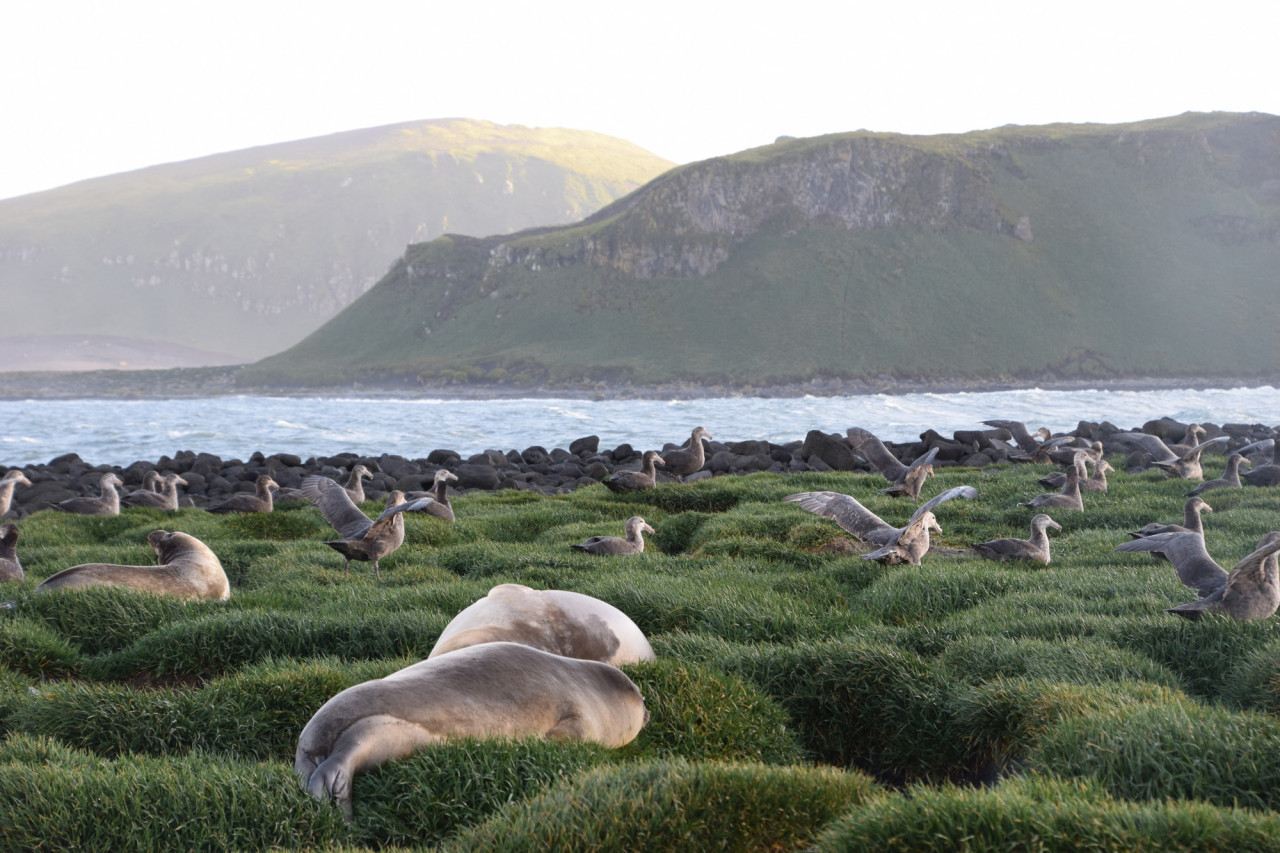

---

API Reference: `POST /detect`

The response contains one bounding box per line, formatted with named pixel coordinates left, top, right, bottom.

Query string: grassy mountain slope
left=241, top=112, right=1280, bottom=389
left=0, top=120, right=674, bottom=365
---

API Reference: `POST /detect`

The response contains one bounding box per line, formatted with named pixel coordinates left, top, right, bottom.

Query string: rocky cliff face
left=486, top=135, right=1016, bottom=279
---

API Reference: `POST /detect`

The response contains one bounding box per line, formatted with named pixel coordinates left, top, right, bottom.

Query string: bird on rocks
left=661, top=427, right=712, bottom=481
left=971, top=514, right=1062, bottom=564
left=572, top=516, right=655, bottom=555
left=846, top=427, right=939, bottom=499
left=784, top=485, right=978, bottom=565
left=403, top=468, right=460, bottom=522
left=121, top=472, right=188, bottom=511
left=48, top=472, right=124, bottom=516
left=0, top=470, right=32, bottom=516
left=206, top=475, right=279, bottom=514
left=604, top=451, right=665, bottom=493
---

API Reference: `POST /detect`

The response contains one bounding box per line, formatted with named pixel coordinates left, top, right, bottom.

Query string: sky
left=2, top=0, right=1276, bottom=201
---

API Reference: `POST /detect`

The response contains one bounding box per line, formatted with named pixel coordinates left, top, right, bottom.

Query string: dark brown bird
left=206, top=475, right=279, bottom=514
left=572, top=516, right=655, bottom=555
left=1038, top=458, right=1113, bottom=493
left=661, top=427, right=712, bottom=481
left=971, top=514, right=1062, bottom=564
left=48, top=472, right=124, bottom=516
left=302, top=477, right=430, bottom=578
left=402, top=468, right=460, bottom=522
left=0, top=523, right=22, bottom=582
left=1020, top=456, right=1084, bottom=511
left=604, top=451, right=665, bottom=493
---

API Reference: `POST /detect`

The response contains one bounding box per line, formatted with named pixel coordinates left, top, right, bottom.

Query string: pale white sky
left=2, top=0, right=1275, bottom=201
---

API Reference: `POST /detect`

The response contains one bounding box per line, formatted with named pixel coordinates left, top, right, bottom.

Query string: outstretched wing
left=783, top=491, right=893, bottom=541
left=301, top=476, right=372, bottom=539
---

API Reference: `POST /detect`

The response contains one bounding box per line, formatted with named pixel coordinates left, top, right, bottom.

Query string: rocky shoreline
left=0, top=366, right=1275, bottom=401
left=5, top=414, right=1276, bottom=518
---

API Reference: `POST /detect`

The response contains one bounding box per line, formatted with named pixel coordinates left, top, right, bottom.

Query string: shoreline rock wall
left=5, top=416, right=1277, bottom=517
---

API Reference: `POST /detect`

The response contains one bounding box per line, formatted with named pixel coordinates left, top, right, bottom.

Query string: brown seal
left=35, top=530, right=229, bottom=600
left=295, top=642, right=647, bottom=818
left=428, top=583, right=656, bottom=665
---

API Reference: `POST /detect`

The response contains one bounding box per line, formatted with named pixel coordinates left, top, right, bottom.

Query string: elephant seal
left=428, top=583, right=656, bottom=665
left=295, top=641, right=648, bottom=818
left=35, top=530, right=229, bottom=600
left=0, top=523, right=22, bottom=582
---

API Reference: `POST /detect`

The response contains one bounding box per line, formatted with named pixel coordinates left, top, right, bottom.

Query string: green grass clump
left=621, top=659, right=805, bottom=765
left=707, top=636, right=963, bottom=779
left=86, top=609, right=450, bottom=678
left=440, top=759, right=879, bottom=853
left=9, top=657, right=401, bottom=760
left=17, top=585, right=201, bottom=655
left=813, top=774, right=1280, bottom=852
left=352, top=738, right=612, bottom=847
left=1030, top=699, right=1280, bottom=811
left=0, top=733, right=349, bottom=851
left=0, top=617, right=81, bottom=678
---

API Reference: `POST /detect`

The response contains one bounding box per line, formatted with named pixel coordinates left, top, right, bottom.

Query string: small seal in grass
left=295, top=642, right=648, bottom=818
left=572, top=516, right=655, bottom=555
left=0, top=523, right=22, bottom=582
left=428, top=583, right=656, bottom=665
left=35, top=530, right=229, bottom=600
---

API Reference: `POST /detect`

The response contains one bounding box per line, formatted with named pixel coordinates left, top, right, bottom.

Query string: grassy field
left=5, top=456, right=1280, bottom=850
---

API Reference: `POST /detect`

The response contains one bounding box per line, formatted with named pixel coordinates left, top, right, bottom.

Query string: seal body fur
left=294, top=642, right=647, bottom=817
left=428, top=583, right=655, bottom=665
left=35, top=530, right=229, bottom=600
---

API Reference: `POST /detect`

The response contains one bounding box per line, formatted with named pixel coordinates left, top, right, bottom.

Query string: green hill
left=0, top=119, right=674, bottom=365
left=240, top=111, right=1280, bottom=391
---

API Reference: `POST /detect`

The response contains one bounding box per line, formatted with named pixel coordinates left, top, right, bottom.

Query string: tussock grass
left=813, top=775, right=1280, bottom=852
left=5, top=464, right=1280, bottom=848
left=440, top=759, right=880, bottom=853
left=0, top=733, right=349, bottom=851
left=1030, top=699, right=1280, bottom=811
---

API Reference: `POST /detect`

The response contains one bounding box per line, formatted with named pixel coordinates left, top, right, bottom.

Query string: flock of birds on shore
left=1, top=419, right=1278, bottom=618
left=4, top=418, right=1280, bottom=816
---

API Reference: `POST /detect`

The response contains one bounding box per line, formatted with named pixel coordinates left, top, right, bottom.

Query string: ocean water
left=0, top=386, right=1277, bottom=469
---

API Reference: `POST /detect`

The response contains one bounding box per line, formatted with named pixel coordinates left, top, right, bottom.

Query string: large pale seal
left=428, top=583, right=656, bottom=665
left=295, top=642, right=648, bottom=817
left=35, top=530, right=229, bottom=600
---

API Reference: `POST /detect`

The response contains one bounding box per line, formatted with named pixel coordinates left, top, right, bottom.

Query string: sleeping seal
left=295, top=641, right=648, bottom=818
left=428, top=583, right=656, bottom=665
left=35, top=530, right=229, bottom=600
